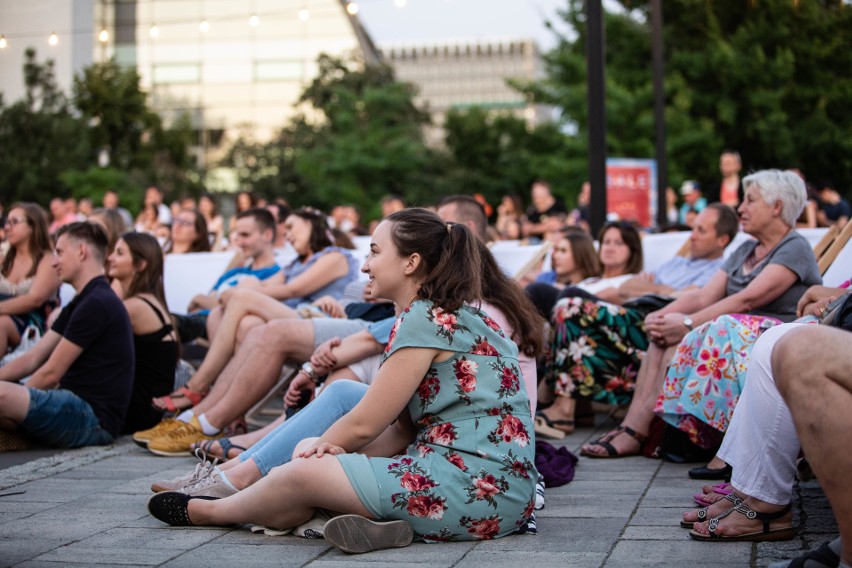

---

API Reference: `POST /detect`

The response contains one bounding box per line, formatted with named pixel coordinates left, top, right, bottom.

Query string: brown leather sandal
left=580, top=425, right=647, bottom=459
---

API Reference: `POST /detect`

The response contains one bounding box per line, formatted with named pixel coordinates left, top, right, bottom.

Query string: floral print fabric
left=654, top=314, right=780, bottom=448
left=545, top=296, right=649, bottom=405
left=343, top=300, right=537, bottom=542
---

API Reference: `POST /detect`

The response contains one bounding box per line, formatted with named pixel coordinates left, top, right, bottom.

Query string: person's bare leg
left=582, top=344, right=676, bottom=456
left=0, top=317, right=21, bottom=358
left=200, top=319, right=316, bottom=430
left=185, top=453, right=372, bottom=529
left=205, top=306, right=224, bottom=341
left=188, top=290, right=301, bottom=394
left=775, top=325, right=852, bottom=564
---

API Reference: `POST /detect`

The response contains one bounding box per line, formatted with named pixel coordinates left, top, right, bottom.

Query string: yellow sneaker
left=132, top=418, right=183, bottom=448
left=147, top=417, right=218, bottom=457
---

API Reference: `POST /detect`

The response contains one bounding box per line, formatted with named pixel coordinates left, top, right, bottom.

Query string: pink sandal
left=693, top=482, right=733, bottom=506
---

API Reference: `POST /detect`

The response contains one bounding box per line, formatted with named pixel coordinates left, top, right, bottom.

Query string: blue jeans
left=239, top=379, right=369, bottom=476
left=19, top=388, right=114, bottom=448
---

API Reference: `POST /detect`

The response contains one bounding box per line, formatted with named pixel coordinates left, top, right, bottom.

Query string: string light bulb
left=346, top=2, right=359, bottom=15
left=249, top=14, right=259, bottom=27
left=298, top=8, right=310, bottom=21
left=149, top=24, right=159, bottom=38
left=48, top=32, right=59, bottom=46
left=98, top=29, right=109, bottom=42
left=0, top=35, right=7, bottom=49
left=199, top=19, right=209, bottom=33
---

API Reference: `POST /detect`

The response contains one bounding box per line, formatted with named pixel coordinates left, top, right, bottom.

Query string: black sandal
left=680, top=492, right=743, bottom=528
left=148, top=492, right=219, bottom=526
left=689, top=501, right=795, bottom=542
left=580, top=425, right=647, bottom=459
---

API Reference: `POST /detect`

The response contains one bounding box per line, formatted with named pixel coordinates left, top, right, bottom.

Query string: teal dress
left=336, top=300, right=538, bottom=542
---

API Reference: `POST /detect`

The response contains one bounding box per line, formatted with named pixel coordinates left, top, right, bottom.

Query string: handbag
left=820, top=292, right=852, bottom=332
left=0, top=323, right=42, bottom=368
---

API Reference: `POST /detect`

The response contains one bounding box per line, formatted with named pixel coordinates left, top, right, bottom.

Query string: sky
left=354, top=0, right=571, bottom=51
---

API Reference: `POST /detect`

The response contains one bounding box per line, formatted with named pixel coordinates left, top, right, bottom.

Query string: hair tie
left=446, top=222, right=454, bottom=234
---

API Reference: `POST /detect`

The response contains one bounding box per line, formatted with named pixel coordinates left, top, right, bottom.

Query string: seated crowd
left=0, top=167, right=849, bottom=565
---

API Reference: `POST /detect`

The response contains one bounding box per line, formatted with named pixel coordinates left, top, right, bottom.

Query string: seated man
left=0, top=222, right=134, bottom=448
left=160, top=208, right=281, bottom=412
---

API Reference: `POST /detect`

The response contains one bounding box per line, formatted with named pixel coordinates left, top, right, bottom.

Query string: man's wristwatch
left=682, top=316, right=694, bottom=331
left=299, top=362, right=317, bottom=380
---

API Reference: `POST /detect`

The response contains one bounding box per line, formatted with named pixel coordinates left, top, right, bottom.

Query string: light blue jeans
left=239, top=379, right=369, bottom=476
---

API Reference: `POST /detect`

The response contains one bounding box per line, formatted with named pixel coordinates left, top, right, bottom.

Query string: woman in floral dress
left=581, top=170, right=821, bottom=459
left=148, top=208, right=538, bottom=553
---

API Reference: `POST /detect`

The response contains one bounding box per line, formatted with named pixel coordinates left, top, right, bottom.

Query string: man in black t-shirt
left=523, top=180, right=567, bottom=241
left=0, top=222, right=134, bottom=448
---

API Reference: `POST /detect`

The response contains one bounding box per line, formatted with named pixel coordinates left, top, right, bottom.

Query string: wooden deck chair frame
left=244, top=362, right=299, bottom=429
left=812, top=224, right=839, bottom=261
left=818, top=219, right=852, bottom=275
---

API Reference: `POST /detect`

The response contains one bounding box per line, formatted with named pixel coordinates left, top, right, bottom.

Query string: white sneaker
left=151, top=450, right=219, bottom=493
left=180, top=471, right=238, bottom=499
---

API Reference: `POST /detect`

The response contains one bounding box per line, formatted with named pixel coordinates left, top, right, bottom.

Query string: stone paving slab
left=0, top=429, right=838, bottom=567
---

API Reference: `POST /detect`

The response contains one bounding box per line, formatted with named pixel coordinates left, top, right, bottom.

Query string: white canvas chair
left=164, top=251, right=236, bottom=315
left=490, top=241, right=552, bottom=281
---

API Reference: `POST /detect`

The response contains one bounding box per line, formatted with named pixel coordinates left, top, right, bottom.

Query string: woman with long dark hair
left=108, top=233, right=178, bottom=433
left=0, top=203, right=60, bottom=357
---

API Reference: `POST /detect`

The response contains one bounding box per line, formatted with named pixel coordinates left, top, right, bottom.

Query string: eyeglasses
left=4, top=217, right=25, bottom=228
left=173, top=218, right=195, bottom=227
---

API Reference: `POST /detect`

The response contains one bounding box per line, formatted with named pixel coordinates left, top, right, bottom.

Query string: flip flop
left=689, top=501, right=795, bottom=542
left=694, top=482, right=733, bottom=506
left=152, top=386, right=207, bottom=413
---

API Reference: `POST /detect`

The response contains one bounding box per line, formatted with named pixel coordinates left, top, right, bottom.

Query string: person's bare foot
left=580, top=425, right=645, bottom=458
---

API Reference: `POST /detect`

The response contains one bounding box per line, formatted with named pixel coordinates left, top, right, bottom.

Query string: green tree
left=0, top=49, right=90, bottom=204
left=520, top=0, right=852, bottom=193
left=225, top=54, right=435, bottom=218
left=442, top=107, right=580, bottom=208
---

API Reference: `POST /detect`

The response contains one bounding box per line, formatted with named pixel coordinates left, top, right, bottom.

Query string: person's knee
left=291, top=436, right=319, bottom=460
left=773, top=326, right=823, bottom=396
left=236, top=317, right=261, bottom=343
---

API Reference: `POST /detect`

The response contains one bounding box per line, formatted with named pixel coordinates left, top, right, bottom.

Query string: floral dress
left=335, top=300, right=538, bottom=542
left=654, top=314, right=780, bottom=448
left=545, top=296, right=649, bottom=405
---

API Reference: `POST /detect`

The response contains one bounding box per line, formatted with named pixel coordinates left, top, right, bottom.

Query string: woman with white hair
left=581, top=169, right=822, bottom=459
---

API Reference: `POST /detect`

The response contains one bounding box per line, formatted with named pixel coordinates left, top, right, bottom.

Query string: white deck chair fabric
left=822, top=237, right=852, bottom=287
left=164, top=251, right=236, bottom=315
left=490, top=242, right=551, bottom=280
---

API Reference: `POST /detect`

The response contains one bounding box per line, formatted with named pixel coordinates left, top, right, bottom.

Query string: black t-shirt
left=526, top=198, right=568, bottom=224
left=53, top=276, right=134, bottom=437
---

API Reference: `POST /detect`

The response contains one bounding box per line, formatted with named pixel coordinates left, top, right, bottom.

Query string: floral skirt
left=545, top=297, right=648, bottom=405
left=654, top=314, right=780, bottom=448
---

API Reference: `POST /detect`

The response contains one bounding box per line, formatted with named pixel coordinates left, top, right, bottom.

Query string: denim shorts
left=19, top=388, right=113, bottom=448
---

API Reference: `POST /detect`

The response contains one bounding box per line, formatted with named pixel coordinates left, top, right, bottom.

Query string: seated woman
left=581, top=169, right=821, bottom=458
left=163, top=208, right=210, bottom=255
left=176, top=238, right=541, bottom=469
left=0, top=203, right=61, bottom=358
left=681, top=284, right=850, bottom=543
left=525, top=228, right=602, bottom=318
left=535, top=221, right=643, bottom=434
left=152, top=207, right=359, bottom=411
left=148, top=208, right=538, bottom=553
left=108, top=233, right=179, bottom=433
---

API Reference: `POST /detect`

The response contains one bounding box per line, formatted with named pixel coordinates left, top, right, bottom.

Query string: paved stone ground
left=0, top=424, right=837, bottom=568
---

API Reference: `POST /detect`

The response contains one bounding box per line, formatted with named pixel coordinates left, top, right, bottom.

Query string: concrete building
left=0, top=0, right=379, bottom=174
left=379, top=38, right=548, bottom=142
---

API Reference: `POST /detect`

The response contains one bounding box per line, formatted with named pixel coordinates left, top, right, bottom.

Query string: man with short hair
left=0, top=222, right=134, bottom=448
left=618, top=203, right=738, bottom=300
left=523, top=180, right=567, bottom=240
left=187, top=208, right=280, bottom=314
left=436, top=195, right=490, bottom=241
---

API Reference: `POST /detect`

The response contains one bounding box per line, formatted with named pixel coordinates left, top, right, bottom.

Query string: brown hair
left=598, top=221, right=643, bottom=275
left=386, top=208, right=482, bottom=313
left=289, top=207, right=334, bottom=259
left=477, top=239, right=544, bottom=357
left=56, top=221, right=109, bottom=263
left=706, top=203, right=739, bottom=246
left=1, top=203, right=52, bottom=278
left=121, top=232, right=169, bottom=310
left=167, top=208, right=210, bottom=253
left=89, top=207, right=127, bottom=259
left=556, top=229, right=601, bottom=281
